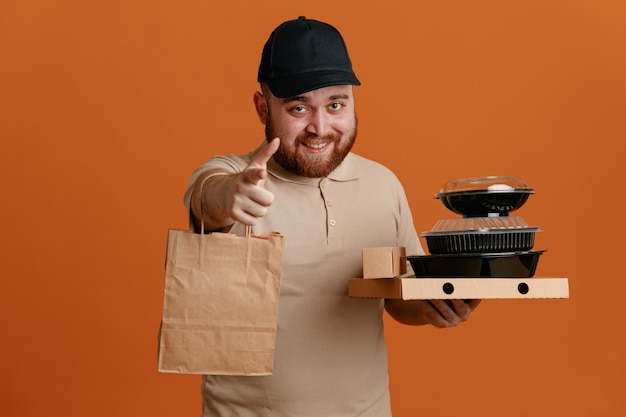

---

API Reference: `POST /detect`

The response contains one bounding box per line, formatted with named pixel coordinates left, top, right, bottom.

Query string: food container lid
left=435, top=175, right=534, bottom=198
left=406, top=249, right=546, bottom=259
left=421, top=216, right=541, bottom=236
left=421, top=227, right=541, bottom=237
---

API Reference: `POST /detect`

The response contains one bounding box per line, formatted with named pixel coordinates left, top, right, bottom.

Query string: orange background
left=1, top=1, right=624, bottom=416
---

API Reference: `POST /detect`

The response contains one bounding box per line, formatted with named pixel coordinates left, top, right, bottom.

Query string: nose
left=305, top=110, right=331, bottom=137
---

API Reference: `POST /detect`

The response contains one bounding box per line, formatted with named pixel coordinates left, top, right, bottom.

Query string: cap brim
left=267, top=70, right=361, bottom=98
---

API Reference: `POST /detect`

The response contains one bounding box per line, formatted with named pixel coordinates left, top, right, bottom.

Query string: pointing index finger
left=251, top=137, right=280, bottom=168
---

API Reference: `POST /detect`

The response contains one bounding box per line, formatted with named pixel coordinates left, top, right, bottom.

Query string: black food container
left=435, top=176, right=534, bottom=217
left=423, top=229, right=538, bottom=254
left=422, top=216, right=540, bottom=254
left=407, top=250, right=545, bottom=278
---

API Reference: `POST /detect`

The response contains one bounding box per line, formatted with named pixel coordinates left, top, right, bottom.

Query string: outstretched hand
left=223, top=138, right=280, bottom=226
left=241, top=137, right=280, bottom=187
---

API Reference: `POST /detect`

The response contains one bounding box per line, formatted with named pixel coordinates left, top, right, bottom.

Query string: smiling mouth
left=306, top=143, right=327, bottom=149
left=300, top=140, right=334, bottom=153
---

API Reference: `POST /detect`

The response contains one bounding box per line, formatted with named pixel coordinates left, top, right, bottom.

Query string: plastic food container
left=435, top=176, right=534, bottom=217
left=423, top=229, right=539, bottom=254
left=406, top=250, right=545, bottom=278
left=422, top=216, right=541, bottom=254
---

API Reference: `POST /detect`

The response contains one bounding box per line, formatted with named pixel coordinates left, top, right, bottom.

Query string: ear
left=253, top=91, right=268, bottom=124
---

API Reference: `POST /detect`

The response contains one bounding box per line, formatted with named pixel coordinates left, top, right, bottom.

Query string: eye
left=329, top=102, right=343, bottom=111
left=290, top=105, right=308, bottom=115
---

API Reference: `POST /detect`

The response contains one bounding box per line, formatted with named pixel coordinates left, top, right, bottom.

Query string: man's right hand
left=223, top=137, right=280, bottom=226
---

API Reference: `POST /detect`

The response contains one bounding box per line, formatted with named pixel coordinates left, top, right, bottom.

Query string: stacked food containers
left=407, top=176, right=546, bottom=278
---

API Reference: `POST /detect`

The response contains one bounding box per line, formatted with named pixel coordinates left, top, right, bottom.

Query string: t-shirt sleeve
left=182, top=154, right=250, bottom=213
left=395, top=180, right=425, bottom=256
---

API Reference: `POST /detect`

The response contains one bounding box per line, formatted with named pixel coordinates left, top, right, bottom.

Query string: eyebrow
left=282, top=94, right=350, bottom=103
left=282, top=96, right=307, bottom=103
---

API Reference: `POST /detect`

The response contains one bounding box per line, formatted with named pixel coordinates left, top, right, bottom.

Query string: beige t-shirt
left=185, top=143, right=422, bottom=417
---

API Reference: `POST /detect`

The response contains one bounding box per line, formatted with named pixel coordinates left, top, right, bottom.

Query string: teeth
left=306, top=143, right=327, bottom=149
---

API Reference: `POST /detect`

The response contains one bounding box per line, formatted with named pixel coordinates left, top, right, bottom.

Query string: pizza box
left=348, top=277, right=569, bottom=300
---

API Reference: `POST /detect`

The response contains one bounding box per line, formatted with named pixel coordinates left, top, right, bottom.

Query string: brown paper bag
left=158, top=226, right=284, bottom=375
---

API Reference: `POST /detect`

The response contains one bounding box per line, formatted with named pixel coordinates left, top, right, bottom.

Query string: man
left=185, top=16, right=480, bottom=416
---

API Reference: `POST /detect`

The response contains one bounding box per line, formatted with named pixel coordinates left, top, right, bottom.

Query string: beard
left=265, top=113, right=358, bottom=178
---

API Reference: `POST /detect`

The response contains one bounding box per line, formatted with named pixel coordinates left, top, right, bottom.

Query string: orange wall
left=1, top=1, right=624, bottom=416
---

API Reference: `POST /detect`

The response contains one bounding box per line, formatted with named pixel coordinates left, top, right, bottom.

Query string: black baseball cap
left=257, top=16, right=361, bottom=98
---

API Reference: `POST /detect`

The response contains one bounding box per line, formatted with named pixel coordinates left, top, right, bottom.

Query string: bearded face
left=262, top=85, right=358, bottom=178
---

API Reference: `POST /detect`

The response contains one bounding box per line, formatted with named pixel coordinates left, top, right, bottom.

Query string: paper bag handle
left=198, top=171, right=252, bottom=237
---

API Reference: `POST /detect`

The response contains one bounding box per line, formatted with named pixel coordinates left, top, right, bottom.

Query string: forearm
left=189, top=170, right=236, bottom=232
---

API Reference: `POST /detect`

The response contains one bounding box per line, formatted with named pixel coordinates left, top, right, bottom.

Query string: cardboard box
left=348, top=277, right=569, bottom=299
left=362, top=247, right=407, bottom=278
